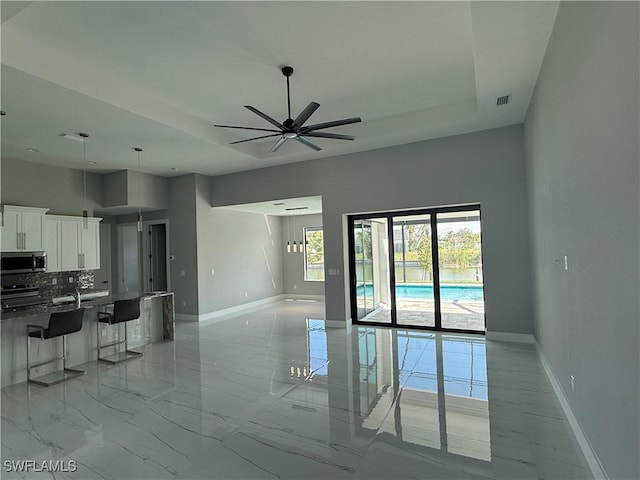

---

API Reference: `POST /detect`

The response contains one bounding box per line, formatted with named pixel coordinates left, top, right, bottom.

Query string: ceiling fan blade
left=296, top=136, right=322, bottom=151
left=303, top=132, right=355, bottom=141
left=270, top=136, right=288, bottom=153
left=229, top=134, right=282, bottom=145
left=245, top=106, right=284, bottom=129
left=292, top=102, right=320, bottom=129
left=301, top=117, right=362, bottom=132
left=214, top=124, right=282, bottom=133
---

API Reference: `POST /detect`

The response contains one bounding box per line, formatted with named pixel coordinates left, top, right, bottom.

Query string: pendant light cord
left=80, top=132, right=89, bottom=228
left=138, top=149, right=142, bottom=230
left=133, top=147, right=143, bottom=232
left=286, top=75, right=291, bottom=120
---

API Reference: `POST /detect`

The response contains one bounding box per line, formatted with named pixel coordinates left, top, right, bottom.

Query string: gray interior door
left=117, top=224, right=140, bottom=295
left=148, top=223, right=168, bottom=292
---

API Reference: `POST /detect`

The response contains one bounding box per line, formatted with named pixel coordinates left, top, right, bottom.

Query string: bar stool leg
left=63, top=335, right=68, bottom=370
left=26, top=335, right=31, bottom=383
left=124, top=321, right=143, bottom=358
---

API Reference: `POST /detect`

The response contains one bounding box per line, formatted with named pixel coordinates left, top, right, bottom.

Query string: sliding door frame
left=348, top=204, right=485, bottom=334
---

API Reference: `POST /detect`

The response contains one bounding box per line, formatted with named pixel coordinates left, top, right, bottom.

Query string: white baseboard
left=324, top=318, right=352, bottom=330
left=283, top=294, right=325, bottom=302
left=536, top=343, right=608, bottom=479
left=175, top=295, right=286, bottom=323
left=485, top=331, right=535, bottom=343
left=200, top=294, right=286, bottom=322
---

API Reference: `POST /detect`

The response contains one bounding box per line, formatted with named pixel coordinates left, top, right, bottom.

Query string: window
left=304, top=226, right=324, bottom=281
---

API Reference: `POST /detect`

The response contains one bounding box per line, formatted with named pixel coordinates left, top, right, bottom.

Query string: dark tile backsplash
left=2, top=270, right=95, bottom=298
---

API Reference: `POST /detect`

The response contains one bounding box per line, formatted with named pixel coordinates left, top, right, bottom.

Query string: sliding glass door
left=392, top=214, right=436, bottom=328
left=353, top=218, right=391, bottom=324
left=437, top=212, right=484, bottom=331
left=349, top=206, right=485, bottom=333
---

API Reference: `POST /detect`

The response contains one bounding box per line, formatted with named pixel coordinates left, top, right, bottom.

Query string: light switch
left=180, top=270, right=186, bottom=277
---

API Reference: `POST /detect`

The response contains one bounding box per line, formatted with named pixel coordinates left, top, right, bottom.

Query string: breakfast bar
left=1, top=291, right=175, bottom=387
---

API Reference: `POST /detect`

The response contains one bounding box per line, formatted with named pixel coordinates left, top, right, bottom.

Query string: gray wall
left=127, top=171, right=169, bottom=209
left=1, top=157, right=102, bottom=215
left=166, top=174, right=284, bottom=317
left=211, top=125, right=532, bottom=332
left=282, top=213, right=325, bottom=296
left=102, top=171, right=128, bottom=208
left=524, top=3, right=639, bottom=479
left=197, top=180, right=284, bottom=311
left=167, top=174, right=200, bottom=315
left=102, top=170, right=169, bottom=210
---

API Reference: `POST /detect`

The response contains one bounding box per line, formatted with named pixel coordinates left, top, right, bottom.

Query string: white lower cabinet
left=46, top=216, right=101, bottom=272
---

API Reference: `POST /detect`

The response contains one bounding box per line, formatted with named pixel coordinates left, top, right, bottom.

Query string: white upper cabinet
left=80, top=218, right=100, bottom=270
left=45, top=215, right=101, bottom=272
left=1, top=206, right=49, bottom=252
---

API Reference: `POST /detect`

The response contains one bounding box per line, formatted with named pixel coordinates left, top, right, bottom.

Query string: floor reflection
left=353, top=328, right=491, bottom=463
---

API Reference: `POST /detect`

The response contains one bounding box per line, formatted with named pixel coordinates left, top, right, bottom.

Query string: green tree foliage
left=354, top=224, right=372, bottom=260
left=438, top=228, right=481, bottom=269
left=306, top=230, right=324, bottom=264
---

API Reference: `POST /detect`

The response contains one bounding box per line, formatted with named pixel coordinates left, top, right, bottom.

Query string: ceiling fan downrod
left=282, top=66, right=294, bottom=127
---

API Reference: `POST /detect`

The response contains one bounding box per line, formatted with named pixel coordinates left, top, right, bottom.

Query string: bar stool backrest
left=45, top=308, right=85, bottom=339
left=113, top=298, right=141, bottom=324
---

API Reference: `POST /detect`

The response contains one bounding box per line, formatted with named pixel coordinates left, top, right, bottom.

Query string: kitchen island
left=1, top=291, right=174, bottom=387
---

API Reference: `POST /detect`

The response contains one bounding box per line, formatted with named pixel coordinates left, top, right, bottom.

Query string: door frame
left=116, top=222, right=141, bottom=296
left=141, top=219, right=171, bottom=293
left=95, top=223, right=112, bottom=291
left=347, top=204, right=485, bottom=334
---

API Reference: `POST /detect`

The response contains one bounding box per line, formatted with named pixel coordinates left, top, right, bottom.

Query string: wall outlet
left=182, top=300, right=187, bottom=307
left=68, top=276, right=73, bottom=283
left=293, top=284, right=297, bottom=289
left=51, top=278, right=57, bottom=285
left=211, top=268, right=215, bottom=275
left=570, top=374, right=575, bottom=392
left=244, top=291, right=248, bottom=298
left=180, top=270, right=186, bottom=277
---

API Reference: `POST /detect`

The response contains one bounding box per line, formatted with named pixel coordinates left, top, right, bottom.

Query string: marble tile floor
left=1, top=300, right=592, bottom=479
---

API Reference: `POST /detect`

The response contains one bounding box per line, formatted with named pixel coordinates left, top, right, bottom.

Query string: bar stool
left=97, top=297, right=143, bottom=364
left=26, top=308, right=85, bottom=387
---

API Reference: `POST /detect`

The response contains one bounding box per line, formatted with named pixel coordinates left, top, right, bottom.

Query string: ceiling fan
left=214, top=66, right=361, bottom=152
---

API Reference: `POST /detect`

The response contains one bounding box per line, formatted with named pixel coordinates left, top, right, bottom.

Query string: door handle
left=22, top=232, right=26, bottom=249
left=17, top=232, right=21, bottom=250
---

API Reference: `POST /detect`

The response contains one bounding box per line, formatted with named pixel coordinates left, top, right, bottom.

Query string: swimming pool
left=357, top=283, right=484, bottom=302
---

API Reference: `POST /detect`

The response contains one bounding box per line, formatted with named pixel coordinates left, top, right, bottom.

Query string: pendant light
left=79, top=132, right=89, bottom=228
left=296, top=212, right=303, bottom=254
left=286, top=210, right=292, bottom=253
left=133, top=147, right=143, bottom=232
left=292, top=211, right=298, bottom=253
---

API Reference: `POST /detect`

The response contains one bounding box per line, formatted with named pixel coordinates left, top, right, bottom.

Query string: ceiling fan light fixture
left=215, top=66, right=361, bottom=153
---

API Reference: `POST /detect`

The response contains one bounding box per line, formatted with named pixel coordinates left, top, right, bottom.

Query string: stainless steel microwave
left=1, top=251, right=47, bottom=274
